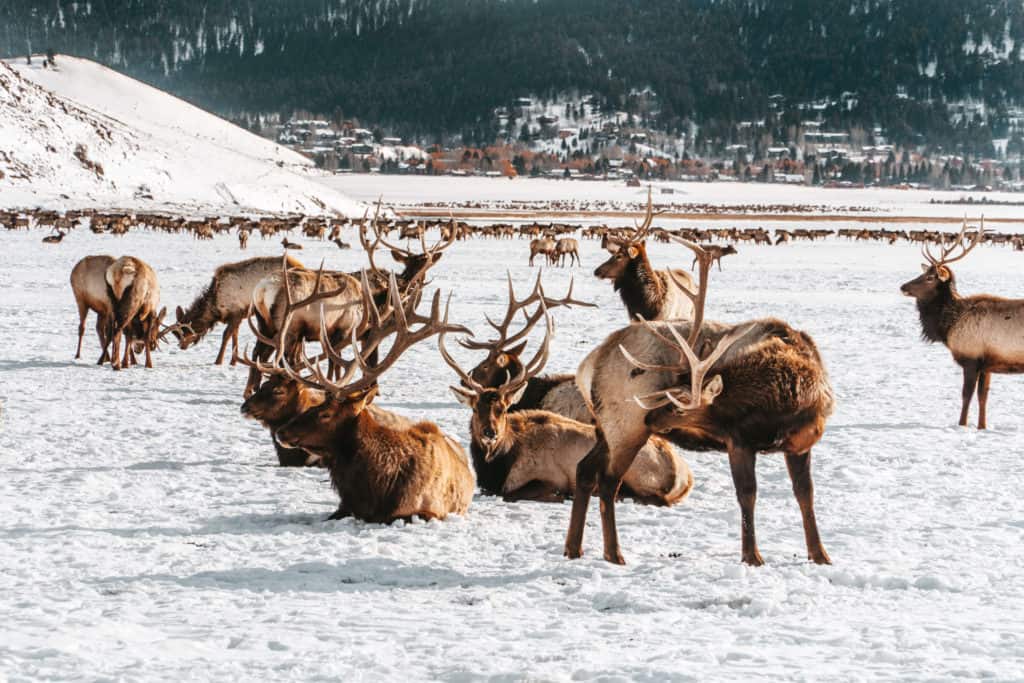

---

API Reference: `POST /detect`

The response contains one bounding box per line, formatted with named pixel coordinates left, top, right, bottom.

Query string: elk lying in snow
left=442, top=299, right=693, bottom=505
left=457, top=273, right=595, bottom=424
left=529, top=237, right=556, bottom=266
left=555, top=238, right=580, bottom=267
left=565, top=234, right=834, bottom=566
left=173, top=255, right=304, bottom=365
left=281, top=237, right=302, bottom=250
left=595, top=192, right=698, bottom=321
left=42, top=229, right=66, bottom=244
left=901, top=219, right=1024, bottom=430
left=105, top=256, right=163, bottom=370
left=272, top=274, right=475, bottom=522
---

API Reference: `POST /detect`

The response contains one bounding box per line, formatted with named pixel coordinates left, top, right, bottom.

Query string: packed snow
left=0, top=57, right=363, bottom=217
left=2, top=214, right=1024, bottom=680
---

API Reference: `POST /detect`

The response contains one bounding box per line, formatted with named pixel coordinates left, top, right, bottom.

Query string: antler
left=458, top=271, right=594, bottom=352
left=663, top=234, right=713, bottom=347
left=358, top=199, right=384, bottom=275
left=625, top=322, right=752, bottom=411
left=922, top=217, right=985, bottom=268
left=441, top=298, right=554, bottom=399
left=281, top=272, right=470, bottom=397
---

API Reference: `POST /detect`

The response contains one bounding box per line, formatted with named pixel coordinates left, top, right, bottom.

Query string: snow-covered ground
left=0, top=57, right=363, bottom=216
left=3, top=222, right=1024, bottom=680
left=320, top=174, right=1024, bottom=223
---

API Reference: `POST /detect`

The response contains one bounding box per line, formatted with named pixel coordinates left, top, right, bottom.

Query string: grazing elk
left=71, top=255, right=116, bottom=364
left=529, top=237, right=557, bottom=266
left=273, top=273, right=475, bottom=522
left=555, top=238, right=581, bottom=267
left=105, top=256, right=162, bottom=370
left=457, top=273, right=595, bottom=424
left=244, top=258, right=364, bottom=397
left=173, top=255, right=304, bottom=365
left=564, top=235, right=834, bottom=566
left=595, top=193, right=698, bottom=321
left=900, top=219, right=1023, bottom=430
left=442, top=300, right=693, bottom=505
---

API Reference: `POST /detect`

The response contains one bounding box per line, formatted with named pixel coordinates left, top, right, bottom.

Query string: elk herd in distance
left=12, top=191, right=1023, bottom=566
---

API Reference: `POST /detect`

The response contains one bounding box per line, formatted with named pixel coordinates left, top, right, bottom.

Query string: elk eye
left=272, top=388, right=285, bottom=396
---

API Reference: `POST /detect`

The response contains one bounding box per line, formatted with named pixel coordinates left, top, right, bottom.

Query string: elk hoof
left=742, top=550, right=765, bottom=567
left=603, top=550, right=626, bottom=565
left=563, top=545, right=583, bottom=560
left=810, top=549, right=832, bottom=565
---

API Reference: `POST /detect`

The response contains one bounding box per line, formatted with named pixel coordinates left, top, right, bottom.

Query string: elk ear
left=347, top=385, right=379, bottom=413
left=504, top=341, right=528, bottom=359
left=495, top=353, right=509, bottom=368
left=449, top=386, right=476, bottom=407
left=627, top=245, right=639, bottom=259
left=920, top=263, right=929, bottom=273
left=936, top=265, right=951, bottom=282
left=176, top=305, right=186, bottom=321
left=155, top=307, right=167, bottom=324
left=390, top=249, right=408, bottom=264
left=507, top=384, right=528, bottom=407
left=702, top=375, right=724, bottom=403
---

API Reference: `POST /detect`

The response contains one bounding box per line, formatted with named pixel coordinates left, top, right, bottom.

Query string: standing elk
left=441, top=297, right=693, bottom=505
left=272, top=273, right=475, bottom=523
left=71, top=255, right=116, bottom=364
left=692, top=244, right=737, bottom=271
left=900, top=219, right=1024, bottom=430
left=564, top=233, right=834, bottom=566
left=173, top=255, right=304, bottom=366
left=105, top=256, right=163, bottom=370
left=359, top=203, right=455, bottom=294
left=238, top=229, right=249, bottom=250
left=555, top=238, right=581, bottom=267
left=529, top=237, right=557, bottom=266
left=595, top=193, right=698, bottom=321
left=244, top=258, right=364, bottom=397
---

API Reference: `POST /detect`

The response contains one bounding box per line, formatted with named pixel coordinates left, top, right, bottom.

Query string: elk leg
left=977, top=370, right=991, bottom=430
left=959, top=360, right=980, bottom=427
left=785, top=450, right=831, bottom=565
left=95, top=315, right=110, bottom=364
left=229, top=321, right=241, bottom=366
left=75, top=305, right=88, bottom=359
left=597, top=438, right=648, bottom=565
left=564, top=437, right=607, bottom=559
left=728, top=444, right=763, bottom=566
left=111, top=327, right=124, bottom=371
left=143, top=321, right=154, bottom=368
left=215, top=324, right=233, bottom=365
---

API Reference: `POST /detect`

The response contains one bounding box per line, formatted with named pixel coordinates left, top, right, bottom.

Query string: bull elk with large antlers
left=900, top=219, right=1024, bottom=429
left=564, top=233, right=834, bottom=566
left=271, top=273, right=475, bottom=522
left=358, top=200, right=455, bottom=296
left=173, top=255, right=304, bottom=365
left=442, top=297, right=693, bottom=505
left=595, top=191, right=698, bottom=321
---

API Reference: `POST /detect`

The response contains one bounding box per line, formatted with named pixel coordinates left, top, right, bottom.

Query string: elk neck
left=180, top=283, right=218, bottom=337
left=915, top=279, right=961, bottom=344
left=615, top=251, right=665, bottom=320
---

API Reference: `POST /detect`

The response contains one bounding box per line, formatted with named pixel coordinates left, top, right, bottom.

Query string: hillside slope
left=0, top=56, right=363, bottom=215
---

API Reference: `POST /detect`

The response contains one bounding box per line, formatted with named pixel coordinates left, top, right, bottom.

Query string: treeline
left=3, top=0, right=1023, bottom=150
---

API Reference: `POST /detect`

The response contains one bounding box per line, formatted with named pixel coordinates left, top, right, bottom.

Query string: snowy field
left=3, top=222, right=1024, bottom=681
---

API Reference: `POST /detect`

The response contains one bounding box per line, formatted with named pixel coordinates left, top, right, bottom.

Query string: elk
left=564, top=234, right=834, bottom=566
left=272, top=273, right=475, bottom=523
left=441, top=299, right=693, bottom=505
left=173, top=255, right=304, bottom=366
left=529, top=237, right=557, bottom=266
left=244, top=258, right=364, bottom=397
left=594, top=192, right=698, bottom=321
left=42, top=229, right=66, bottom=244
left=555, top=238, right=581, bottom=267
left=358, top=202, right=455, bottom=294
left=900, top=219, right=1022, bottom=430
left=238, top=229, right=249, bottom=250
left=105, top=256, right=162, bottom=370
left=457, top=273, right=595, bottom=424
left=71, top=255, right=116, bottom=364
left=692, top=244, right=737, bottom=271
left=281, top=237, right=302, bottom=250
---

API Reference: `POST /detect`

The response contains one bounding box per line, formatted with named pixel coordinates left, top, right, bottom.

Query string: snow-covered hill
left=0, top=56, right=364, bottom=216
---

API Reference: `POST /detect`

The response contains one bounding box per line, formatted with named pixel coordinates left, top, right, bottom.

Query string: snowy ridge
left=0, top=56, right=365, bottom=216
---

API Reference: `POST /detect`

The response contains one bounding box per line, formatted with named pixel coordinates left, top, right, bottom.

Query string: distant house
left=350, top=144, right=374, bottom=155
left=537, top=114, right=559, bottom=126
left=381, top=137, right=402, bottom=146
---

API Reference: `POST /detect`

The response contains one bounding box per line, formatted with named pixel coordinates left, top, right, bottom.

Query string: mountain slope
left=0, top=56, right=364, bottom=215
left=2, top=0, right=1023, bottom=140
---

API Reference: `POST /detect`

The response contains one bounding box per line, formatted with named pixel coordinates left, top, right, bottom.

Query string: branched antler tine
left=943, top=216, right=985, bottom=265
left=632, top=391, right=674, bottom=410
left=439, top=327, right=485, bottom=394
left=632, top=187, right=655, bottom=240
left=618, top=344, right=681, bottom=373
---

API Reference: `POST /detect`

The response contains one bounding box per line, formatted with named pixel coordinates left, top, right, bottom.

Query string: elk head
left=594, top=189, right=658, bottom=281
left=901, top=219, right=984, bottom=302
left=441, top=299, right=553, bottom=460
left=170, top=306, right=200, bottom=348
